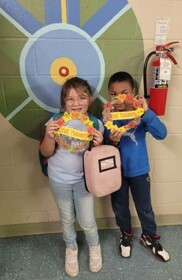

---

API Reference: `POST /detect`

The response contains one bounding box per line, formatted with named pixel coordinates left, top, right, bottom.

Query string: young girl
left=104, top=71, right=170, bottom=262
left=40, top=77, right=104, bottom=277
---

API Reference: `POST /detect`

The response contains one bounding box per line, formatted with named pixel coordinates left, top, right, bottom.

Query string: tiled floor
left=0, top=225, right=181, bottom=280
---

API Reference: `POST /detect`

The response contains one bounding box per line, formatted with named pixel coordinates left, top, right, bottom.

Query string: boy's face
left=64, top=88, right=91, bottom=114
left=109, top=81, right=135, bottom=111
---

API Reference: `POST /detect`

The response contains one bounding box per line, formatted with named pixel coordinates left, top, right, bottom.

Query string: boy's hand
left=92, top=129, right=103, bottom=146
left=137, top=95, right=148, bottom=112
left=109, top=130, right=122, bottom=145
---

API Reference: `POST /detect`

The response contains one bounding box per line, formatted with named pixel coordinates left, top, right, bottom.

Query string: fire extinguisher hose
left=143, top=51, right=156, bottom=99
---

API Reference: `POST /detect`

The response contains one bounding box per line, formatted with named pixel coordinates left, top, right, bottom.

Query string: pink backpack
left=83, top=145, right=122, bottom=197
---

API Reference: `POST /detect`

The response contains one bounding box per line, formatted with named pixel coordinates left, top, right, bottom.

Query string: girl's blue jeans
left=111, top=173, right=157, bottom=235
left=49, top=178, right=99, bottom=250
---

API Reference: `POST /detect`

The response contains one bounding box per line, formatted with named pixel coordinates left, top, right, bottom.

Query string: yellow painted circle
left=50, top=57, right=77, bottom=85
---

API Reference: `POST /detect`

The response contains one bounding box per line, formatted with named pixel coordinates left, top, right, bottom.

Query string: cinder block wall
left=0, top=0, right=182, bottom=237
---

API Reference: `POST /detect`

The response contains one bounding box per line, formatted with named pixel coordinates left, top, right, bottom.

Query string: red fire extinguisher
left=143, top=41, right=179, bottom=115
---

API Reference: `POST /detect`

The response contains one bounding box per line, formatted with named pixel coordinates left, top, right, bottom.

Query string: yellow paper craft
left=54, top=112, right=94, bottom=152
left=103, top=94, right=144, bottom=133
left=54, top=126, right=92, bottom=141
left=111, top=108, right=144, bottom=120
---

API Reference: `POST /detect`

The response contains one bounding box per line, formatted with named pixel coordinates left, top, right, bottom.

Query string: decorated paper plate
left=54, top=112, right=94, bottom=153
left=103, top=94, right=144, bottom=133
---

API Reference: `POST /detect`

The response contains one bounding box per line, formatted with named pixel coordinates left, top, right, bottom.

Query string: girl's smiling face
left=109, top=81, right=135, bottom=111
left=64, top=87, right=91, bottom=114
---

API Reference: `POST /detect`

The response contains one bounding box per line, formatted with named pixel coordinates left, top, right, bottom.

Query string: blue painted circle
left=20, top=24, right=105, bottom=113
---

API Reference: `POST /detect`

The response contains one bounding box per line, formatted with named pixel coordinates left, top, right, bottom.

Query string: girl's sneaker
left=119, top=228, right=134, bottom=258
left=65, top=248, right=79, bottom=277
left=140, top=234, right=170, bottom=262
left=89, top=244, right=102, bottom=272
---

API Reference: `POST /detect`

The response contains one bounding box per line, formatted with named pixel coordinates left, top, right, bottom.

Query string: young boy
left=104, top=71, right=170, bottom=262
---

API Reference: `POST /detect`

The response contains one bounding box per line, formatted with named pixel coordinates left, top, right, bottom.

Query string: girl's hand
left=92, top=129, right=103, bottom=146
left=46, top=120, right=59, bottom=139
left=109, top=130, right=122, bottom=145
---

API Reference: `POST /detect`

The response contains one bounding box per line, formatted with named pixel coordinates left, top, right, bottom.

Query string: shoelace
left=121, top=235, right=132, bottom=246
left=90, top=246, right=100, bottom=257
left=151, top=239, right=163, bottom=251
left=66, top=250, right=77, bottom=261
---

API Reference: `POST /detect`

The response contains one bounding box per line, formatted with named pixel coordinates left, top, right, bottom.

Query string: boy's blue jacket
left=104, top=109, right=167, bottom=177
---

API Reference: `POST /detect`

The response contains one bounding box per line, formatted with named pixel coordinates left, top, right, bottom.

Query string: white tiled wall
left=0, top=0, right=181, bottom=234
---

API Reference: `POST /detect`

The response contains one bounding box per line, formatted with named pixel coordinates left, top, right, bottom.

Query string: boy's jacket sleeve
left=141, top=109, right=167, bottom=140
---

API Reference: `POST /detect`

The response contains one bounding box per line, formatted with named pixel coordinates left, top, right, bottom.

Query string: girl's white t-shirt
left=48, top=119, right=104, bottom=184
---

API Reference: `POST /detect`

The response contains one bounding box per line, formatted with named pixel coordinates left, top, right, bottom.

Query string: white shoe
left=65, top=248, right=79, bottom=277
left=89, top=244, right=102, bottom=272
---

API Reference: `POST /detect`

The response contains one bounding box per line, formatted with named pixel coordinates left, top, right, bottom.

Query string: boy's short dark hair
left=108, top=71, right=135, bottom=90
left=60, top=77, right=92, bottom=107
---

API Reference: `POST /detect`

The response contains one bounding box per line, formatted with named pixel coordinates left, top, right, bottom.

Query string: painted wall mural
left=0, top=0, right=144, bottom=140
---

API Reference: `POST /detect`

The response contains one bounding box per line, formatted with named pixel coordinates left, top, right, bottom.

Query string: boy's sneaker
left=89, top=244, right=102, bottom=272
left=140, top=233, right=170, bottom=262
left=65, top=248, right=79, bottom=277
left=119, top=228, right=134, bottom=258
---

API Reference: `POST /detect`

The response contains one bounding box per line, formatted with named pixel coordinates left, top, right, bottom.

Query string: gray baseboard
left=0, top=214, right=181, bottom=238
